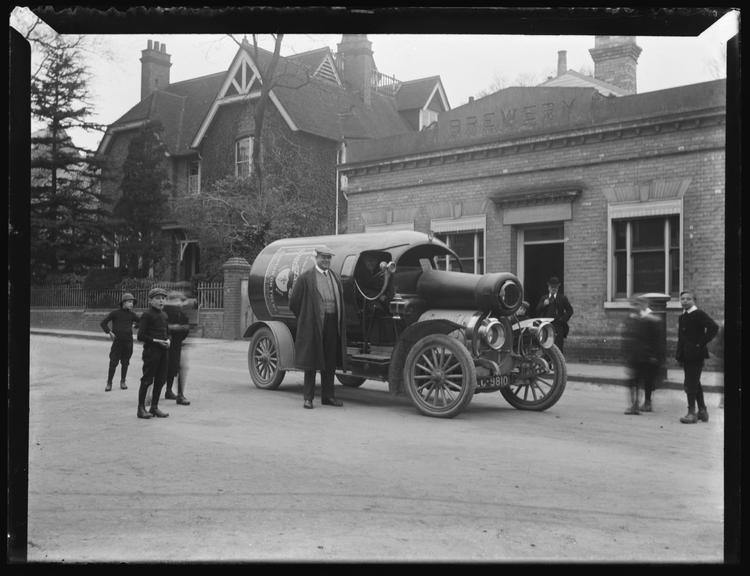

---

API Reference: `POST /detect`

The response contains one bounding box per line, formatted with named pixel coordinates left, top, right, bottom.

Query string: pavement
left=28, top=327, right=724, bottom=393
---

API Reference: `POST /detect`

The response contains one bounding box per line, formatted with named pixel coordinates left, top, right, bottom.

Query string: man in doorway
left=534, top=276, right=574, bottom=352
left=289, top=245, right=348, bottom=409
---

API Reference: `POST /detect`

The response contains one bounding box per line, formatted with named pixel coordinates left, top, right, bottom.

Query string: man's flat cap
left=315, top=245, right=335, bottom=256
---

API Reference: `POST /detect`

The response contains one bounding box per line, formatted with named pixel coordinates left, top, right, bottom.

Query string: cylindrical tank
left=247, top=231, right=456, bottom=330
left=416, top=269, right=523, bottom=315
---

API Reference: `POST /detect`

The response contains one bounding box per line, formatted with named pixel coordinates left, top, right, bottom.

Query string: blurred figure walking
left=621, top=296, right=664, bottom=415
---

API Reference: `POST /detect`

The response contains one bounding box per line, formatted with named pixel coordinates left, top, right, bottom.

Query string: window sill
left=604, top=300, right=683, bottom=310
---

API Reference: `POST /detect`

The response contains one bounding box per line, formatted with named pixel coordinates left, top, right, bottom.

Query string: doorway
left=519, top=224, right=565, bottom=313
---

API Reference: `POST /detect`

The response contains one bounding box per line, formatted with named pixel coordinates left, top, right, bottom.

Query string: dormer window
left=235, top=136, right=253, bottom=178
left=420, top=108, right=439, bottom=130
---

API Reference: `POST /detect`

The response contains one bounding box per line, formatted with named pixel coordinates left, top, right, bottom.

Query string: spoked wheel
left=336, top=374, right=367, bottom=387
left=501, top=344, right=566, bottom=411
left=403, top=334, right=475, bottom=418
left=248, top=327, right=286, bottom=390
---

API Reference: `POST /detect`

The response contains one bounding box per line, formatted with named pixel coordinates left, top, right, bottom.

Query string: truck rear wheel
left=403, top=334, right=475, bottom=418
left=248, top=327, right=286, bottom=390
left=501, top=344, right=566, bottom=410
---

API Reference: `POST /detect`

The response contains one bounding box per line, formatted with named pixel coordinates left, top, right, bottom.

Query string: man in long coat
left=289, top=245, right=348, bottom=409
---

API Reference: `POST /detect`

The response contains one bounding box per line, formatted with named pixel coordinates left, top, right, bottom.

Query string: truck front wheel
left=403, top=334, right=476, bottom=418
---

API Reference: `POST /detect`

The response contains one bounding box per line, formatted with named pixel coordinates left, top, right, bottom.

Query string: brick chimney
left=335, top=34, right=375, bottom=107
left=588, top=36, right=642, bottom=94
left=140, top=39, right=172, bottom=101
left=557, top=50, right=567, bottom=77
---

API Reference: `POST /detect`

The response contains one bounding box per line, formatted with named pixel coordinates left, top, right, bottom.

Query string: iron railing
left=30, top=281, right=224, bottom=310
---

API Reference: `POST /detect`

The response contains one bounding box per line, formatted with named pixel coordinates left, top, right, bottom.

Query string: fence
left=30, top=281, right=224, bottom=310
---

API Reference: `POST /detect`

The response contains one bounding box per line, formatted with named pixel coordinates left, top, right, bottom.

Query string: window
left=235, top=136, right=253, bottom=178
left=188, top=160, right=200, bottom=195
left=435, top=230, right=485, bottom=274
left=612, top=215, right=680, bottom=298
left=420, top=108, right=438, bottom=130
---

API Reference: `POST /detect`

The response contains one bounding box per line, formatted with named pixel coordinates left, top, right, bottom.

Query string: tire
left=336, top=374, right=366, bottom=387
left=500, top=344, right=566, bottom=411
left=248, top=327, right=286, bottom=390
left=403, top=333, right=476, bottom=418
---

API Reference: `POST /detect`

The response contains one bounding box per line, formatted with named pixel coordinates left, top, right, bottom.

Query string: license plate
left=478, top=374, right=510, bottom=388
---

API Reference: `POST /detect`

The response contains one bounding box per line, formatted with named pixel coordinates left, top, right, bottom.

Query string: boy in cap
left=621, top=295, right=664, bottom=415
left=136, top=287, right=171, bottom=419
left=100, top=293, right=140, bottom=391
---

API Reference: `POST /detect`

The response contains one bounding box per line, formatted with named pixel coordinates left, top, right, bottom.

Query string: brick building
left=97, top=35, right=449, bottom=280
left=340, top=36, right=726, bottom=364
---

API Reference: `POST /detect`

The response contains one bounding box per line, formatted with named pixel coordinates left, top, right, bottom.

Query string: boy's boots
left=697, top=407, right=709, bottom=422
left=137, top=382, right=152, bottom=419
left=164, top=378, right=178, bottom=400
left=105, top=381, right=112, bottom=392
left=680, top=409, right=698, bottom=424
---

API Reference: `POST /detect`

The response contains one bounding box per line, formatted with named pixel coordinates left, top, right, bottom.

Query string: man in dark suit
left=289, top=245, right=348, bottom=409
left=676, top=290, right=719, bottom=424
left=534, top=276, right=574, bottom=352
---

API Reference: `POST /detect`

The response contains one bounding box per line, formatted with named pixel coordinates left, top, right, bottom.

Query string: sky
left=12, top=7, right=739, bottom=152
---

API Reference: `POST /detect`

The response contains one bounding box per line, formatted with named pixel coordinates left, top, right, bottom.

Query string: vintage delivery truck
left=244, top=231, right=566, bottom=418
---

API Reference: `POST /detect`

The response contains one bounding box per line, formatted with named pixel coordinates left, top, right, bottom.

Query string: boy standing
left=100, top=293, right=140, bottom=391
left=137, top=287, right=171, bottom=420
left=676, top=290, right=719, bottom=424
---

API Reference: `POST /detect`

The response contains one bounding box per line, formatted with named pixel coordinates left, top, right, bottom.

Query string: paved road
left=25, top=334, right=725, bottom=562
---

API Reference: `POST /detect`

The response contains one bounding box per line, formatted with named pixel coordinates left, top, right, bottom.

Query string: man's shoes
left=640, top=401, right=652, bottom=412
left=176, top=395, right=191, bottom=405
left=303, top=400, right=314, bottom=409
left=149, top=407, right=169, bottom=418
left=105, top=382, right=112, bottom=392
left=624, top=406, right=640, bottom=415
left=120, top=381, right=128, bottom=390
left=137, top=407, right=152, bottom=419
left=680, top=412, right=698, bottom=424
left=697, top=408, right=709, bottom=422
left=165, top=389, right=178, bottom=400
left=322, top=398, right=343, bottom=407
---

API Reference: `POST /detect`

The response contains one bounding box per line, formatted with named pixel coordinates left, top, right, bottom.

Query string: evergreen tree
left=113, top=121, right=170, bottom=277
left=29, top=35, right=109, bottom=283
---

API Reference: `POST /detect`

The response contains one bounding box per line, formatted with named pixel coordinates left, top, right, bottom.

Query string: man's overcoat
left=289, top=266, right=349, bottom=371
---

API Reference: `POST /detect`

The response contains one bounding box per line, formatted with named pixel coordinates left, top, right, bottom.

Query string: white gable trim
left=313, top=53, right=342, bottom=86
left=422, top=81, right=450, bottom=112
left=190, top=47, right=298, bottom=148
left=98, top=120, right=149, bottom=154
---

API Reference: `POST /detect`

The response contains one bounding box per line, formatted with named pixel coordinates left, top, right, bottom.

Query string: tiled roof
left=538, top=70, right=628, bottom=97
left=395, top=76, right=442, bottom=111
left=345, top=79, right=726, bottom=165
left=105, top=41, right=432, bottom=154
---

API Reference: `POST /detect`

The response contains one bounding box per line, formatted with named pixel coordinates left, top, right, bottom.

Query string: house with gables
left=339, top=36, right=726, bottom=365
left=98, top=34, right=449, bottom=280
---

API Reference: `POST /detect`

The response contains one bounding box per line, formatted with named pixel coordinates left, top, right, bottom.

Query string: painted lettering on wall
left=445, top=97, right=580, bottom=140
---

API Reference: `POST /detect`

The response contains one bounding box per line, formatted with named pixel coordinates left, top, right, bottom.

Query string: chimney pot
left=155, top=41, right=160, bottom=52
left=557, top=50, right=567, bottom=77
left=468, top=96, right=474, bottom=103
left=161, top=44, right=166, bottom=53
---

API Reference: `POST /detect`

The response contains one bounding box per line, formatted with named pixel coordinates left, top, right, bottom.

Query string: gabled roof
left=395, top=76, right=449, bottom=111
left=538, top=69, right=628, bottom=97
left=100, top=39, right=444, bottom=156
